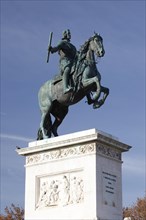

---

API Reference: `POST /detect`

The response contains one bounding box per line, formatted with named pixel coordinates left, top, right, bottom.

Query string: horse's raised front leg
left=86, top=93, right=94, bottom=105
left=101, top=86, right=109, bottom=102
left=93, top=86, right=109, bottom=109
left=82, top=76, right=101, bottom=102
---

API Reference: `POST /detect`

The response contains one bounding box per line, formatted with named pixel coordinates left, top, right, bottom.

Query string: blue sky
left=0, top=0, right=145, bottom=213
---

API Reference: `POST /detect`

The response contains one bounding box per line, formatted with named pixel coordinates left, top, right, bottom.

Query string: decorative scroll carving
left=36, top=171, right=84, bottom=209
left=26, top=142, right=121, bottom=166
left=26, top=143, right=95, bottom=165
left=96, top=144, right=121, bottom=161
left=97, top=133, right=131, bottom=151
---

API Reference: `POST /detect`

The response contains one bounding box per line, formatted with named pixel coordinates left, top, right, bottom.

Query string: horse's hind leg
left=38, top=95, right=53, bottom=139
left=44, top=112, right=52, bottom=138
left=37, top=128, right=43, bottom=140
left=51, top=106, right=69, bottom=137
left=37, top=113, right=52, bottom=139
left=39, top=110, right=52, bottom=139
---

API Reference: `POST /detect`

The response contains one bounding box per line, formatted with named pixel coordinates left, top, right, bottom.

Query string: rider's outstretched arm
left=49, top=42, right=62, bottom=54
left=49, top=46, right=58, bottom=53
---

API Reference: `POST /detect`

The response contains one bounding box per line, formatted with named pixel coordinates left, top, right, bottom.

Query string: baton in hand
left=47, top=32, right=53, bottom=63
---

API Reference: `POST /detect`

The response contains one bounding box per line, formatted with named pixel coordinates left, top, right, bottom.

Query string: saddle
left=52, top=56, right=87, bottom=92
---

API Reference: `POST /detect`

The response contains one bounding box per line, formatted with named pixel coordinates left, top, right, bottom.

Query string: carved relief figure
left=36, top=181, right=49, bottom=208
left=36, top=173, right=84, bottom=209
left=48, top=180, right=59, bottom=206
left=59, top=175, right=70, bottom=206
left=70, top=177, right=84, bottom=204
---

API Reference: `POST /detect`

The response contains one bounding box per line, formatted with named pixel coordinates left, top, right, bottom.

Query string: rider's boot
left=63, top=69, right=73, bottom=94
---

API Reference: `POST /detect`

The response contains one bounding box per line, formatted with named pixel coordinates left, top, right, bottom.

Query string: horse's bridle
left=92, top=34, right=104, bottom=57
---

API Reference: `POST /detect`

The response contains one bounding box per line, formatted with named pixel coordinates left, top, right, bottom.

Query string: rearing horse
left=37, top=33, right=109, bottom=140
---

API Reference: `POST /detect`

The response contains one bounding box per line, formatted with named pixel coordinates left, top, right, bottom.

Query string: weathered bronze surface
left=37, top=30, right=109, bottom=140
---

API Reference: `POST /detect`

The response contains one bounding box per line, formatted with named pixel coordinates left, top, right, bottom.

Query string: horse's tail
left=38, top=80, right=52, bottom=112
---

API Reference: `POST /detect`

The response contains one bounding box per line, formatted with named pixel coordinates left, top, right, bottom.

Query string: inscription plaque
left=102, top=171, right=117, bottom=207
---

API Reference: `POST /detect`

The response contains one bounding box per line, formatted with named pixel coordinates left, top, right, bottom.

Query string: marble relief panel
left=36, top=170, right=84, bottom=209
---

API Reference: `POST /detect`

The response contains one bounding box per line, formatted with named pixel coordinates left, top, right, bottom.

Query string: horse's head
left=89, top=33, right=105, bottom=57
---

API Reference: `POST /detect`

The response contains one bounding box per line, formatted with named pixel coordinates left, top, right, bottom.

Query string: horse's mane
left=79, top=34, right=103, bottom=55
left=79, top=37, right=92, bottom=54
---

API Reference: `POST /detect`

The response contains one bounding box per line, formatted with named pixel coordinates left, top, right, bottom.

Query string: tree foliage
left=0, top=204, right=24, bottom=220
left=123, top=196, right=146, bottom=220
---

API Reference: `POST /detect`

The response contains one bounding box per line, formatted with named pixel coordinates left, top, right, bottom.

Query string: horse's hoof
left=93, top=103, right=100, bottom=109
left=43, top=135, right=50, bottom=139
left=93, top=100, right=104, bottom=109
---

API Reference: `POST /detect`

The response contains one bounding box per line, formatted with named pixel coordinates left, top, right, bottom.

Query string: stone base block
left=17, top=129, right=131, bottom=220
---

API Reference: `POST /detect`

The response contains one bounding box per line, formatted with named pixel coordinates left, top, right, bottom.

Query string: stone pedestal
left=17, top=129, right=131, bottom=220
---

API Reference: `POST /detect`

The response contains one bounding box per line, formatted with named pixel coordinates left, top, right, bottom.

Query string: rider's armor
left=50, top=30, right=77, bottom=94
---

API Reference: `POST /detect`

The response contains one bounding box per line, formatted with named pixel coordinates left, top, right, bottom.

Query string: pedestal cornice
left=16, top=129, right=131, bottom=157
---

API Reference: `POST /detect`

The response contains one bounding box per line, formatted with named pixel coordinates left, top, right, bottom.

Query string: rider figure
left=49, top=29, right=77, bottom=94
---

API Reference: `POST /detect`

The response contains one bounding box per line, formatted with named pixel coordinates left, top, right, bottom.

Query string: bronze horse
left=37, top=33, right=109, bottom=140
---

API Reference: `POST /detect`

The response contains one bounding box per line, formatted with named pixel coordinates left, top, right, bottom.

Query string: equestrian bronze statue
left=37, top=30, right=109, bottom=140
